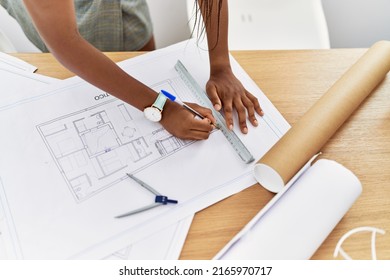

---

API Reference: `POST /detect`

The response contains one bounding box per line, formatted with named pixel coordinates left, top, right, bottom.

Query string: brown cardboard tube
left=254, top=41, right=390, bottom=193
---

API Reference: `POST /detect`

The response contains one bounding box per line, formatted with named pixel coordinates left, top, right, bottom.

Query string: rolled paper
left=216, top=159, right=362, bottom=260
left=254, top=40, right=390, bottom=193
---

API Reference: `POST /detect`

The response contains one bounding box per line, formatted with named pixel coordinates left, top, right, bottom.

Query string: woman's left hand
left=205, top=68, right=264, bottom=134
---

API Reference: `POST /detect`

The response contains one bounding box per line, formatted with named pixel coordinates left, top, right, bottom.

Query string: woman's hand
left=205, top=68, right=263, bottom=134
left=160, top=101, right=216, bottom=140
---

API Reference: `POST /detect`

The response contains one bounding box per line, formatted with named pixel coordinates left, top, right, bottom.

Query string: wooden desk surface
left=13, top=49, right=390, bottom=260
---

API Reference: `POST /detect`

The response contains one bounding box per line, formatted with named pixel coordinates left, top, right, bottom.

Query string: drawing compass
left=115, top=173, right=178, bottom=218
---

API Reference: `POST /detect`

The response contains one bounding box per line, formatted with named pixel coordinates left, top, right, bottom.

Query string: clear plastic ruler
left=175, top=60, right=255, bottom=164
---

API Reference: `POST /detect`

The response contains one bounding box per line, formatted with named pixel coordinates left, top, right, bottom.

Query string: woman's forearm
left=23, top=0, right=157, bottom=111
left=21, top=0, right=216, bottom=140
left=48, top=34, right=157, bottom=111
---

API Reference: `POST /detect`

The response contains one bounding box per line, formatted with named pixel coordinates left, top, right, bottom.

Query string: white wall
left=322, top=0, right=390, bottom=48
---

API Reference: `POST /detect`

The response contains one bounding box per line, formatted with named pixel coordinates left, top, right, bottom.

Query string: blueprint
left=0, top=39, right=290, bottom=259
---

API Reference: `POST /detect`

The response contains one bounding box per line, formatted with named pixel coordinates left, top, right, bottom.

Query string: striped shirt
left=0, top=0, right=153, bottom=52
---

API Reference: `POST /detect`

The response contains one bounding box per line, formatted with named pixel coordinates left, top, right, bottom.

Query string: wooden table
left=13, top=49, right=390, bottom=260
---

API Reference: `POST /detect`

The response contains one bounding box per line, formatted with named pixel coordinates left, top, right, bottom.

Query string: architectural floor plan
left=37, top=80, right=194, bottom=202
left=0, top=40, right=290, bottom=259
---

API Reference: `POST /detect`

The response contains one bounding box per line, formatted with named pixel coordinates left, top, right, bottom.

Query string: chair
left=0, top=28, right=16, bottom=52
left=145, top=0, right=192, bottom=49
left=0, top=6, right=41, bottom=52
left=186, top=0, right=330, bottom=50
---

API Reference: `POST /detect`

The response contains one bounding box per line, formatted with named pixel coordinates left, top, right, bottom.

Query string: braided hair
left=191, top=0, right=224, bottom=48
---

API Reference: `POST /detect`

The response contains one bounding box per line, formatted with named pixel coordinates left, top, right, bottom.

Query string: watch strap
left=152, top=92, right=168, bottom=111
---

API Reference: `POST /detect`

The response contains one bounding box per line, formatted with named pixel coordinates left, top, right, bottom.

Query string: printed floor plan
left=37, top=81, right=193, bottom=202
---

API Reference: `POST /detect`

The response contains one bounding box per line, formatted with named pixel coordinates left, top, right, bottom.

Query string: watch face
left=144, top=107, right=162, bottom=122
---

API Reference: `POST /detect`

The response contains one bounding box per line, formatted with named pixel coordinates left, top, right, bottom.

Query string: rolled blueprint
left=215, top=159, right=362, bottom=260
left=254, top=40, right=390, bottom=192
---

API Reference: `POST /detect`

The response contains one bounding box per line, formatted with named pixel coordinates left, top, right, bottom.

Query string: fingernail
left=214, top=104, right=221, bottom=111
left=229, top=124, right=233, bottom=130
left=253, top=119, right=258, bottom=126
left=243, top=127, right=248, bottom=134
left=260, top=110, right=264, bottom=116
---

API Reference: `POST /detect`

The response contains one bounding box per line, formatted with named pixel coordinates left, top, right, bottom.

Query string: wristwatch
left=143, top=92, right=168, bottom=122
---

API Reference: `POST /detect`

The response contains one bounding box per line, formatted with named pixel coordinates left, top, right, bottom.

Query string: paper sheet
left=1, top=193, right=193, bottom=259
left=215, top=159, right=362, bottom=260
left=0, top=57, right=193, bottom=260
left=0, top=60, right=192, bottom=260
left=0, top=52, right=37, bottom=73
left=0, top=68, right=58, bottom=259
left=0, top=67, right=57, bottom=108
left=254, top=40, right=390, bottom=192
left=103, top=215, right=193, bottom=260
left=0, top=39, right=290, bottom=259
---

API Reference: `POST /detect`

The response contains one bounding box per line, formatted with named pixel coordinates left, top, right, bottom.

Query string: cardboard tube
left=254, top=41, right=390, bottom=193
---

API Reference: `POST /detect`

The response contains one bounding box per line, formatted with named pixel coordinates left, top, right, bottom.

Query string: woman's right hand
left=160, top=101, right=216, bottom=140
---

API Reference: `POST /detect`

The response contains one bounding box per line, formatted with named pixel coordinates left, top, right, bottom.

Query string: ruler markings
left=175, top=60, right=255, bottom=164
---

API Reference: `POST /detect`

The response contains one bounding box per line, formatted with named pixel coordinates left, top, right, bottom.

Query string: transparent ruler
left=175, top=60, right=255, bottom=164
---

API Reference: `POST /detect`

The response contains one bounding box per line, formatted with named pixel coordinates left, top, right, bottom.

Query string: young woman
left=1, top=0, right=263, bottom=139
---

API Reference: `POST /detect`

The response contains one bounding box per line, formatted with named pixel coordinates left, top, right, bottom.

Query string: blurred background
left=1, top=0, right=390, bottom=52
left=322, top=0, right=390, bottom=48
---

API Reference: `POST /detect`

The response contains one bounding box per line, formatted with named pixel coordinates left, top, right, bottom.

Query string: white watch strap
left=152, top=92, right=167, bottom=111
